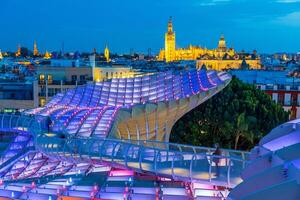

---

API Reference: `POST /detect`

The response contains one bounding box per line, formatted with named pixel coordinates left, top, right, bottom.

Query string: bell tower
left=165, top=17, right=176, bottom=62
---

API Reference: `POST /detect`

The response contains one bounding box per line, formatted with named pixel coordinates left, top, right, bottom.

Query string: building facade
left=197, top=59, right=261, bottom=71
left=37, top=59, right=141, bottom=106
left=0, top=81, right=39, bottom=110
left=231, top=69, right=300, bottom=119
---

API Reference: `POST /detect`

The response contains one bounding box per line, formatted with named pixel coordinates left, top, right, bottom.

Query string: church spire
left=15, top=44, right=21, bottom=57
left=104, top=44, right=110, bottom=62
left=33, top=40, right=39, bottom=56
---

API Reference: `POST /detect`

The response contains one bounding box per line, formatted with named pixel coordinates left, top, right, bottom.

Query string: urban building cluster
left=0, top=17, right=300, bottom=199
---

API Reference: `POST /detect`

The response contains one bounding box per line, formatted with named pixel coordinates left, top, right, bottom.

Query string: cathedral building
left=158, top=17, right=261, bottom=70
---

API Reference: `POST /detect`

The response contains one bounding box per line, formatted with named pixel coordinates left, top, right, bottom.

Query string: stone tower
left=165, top=17, right=176, bottom=62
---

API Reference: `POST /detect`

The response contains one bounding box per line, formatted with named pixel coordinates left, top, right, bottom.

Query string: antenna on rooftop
left=148, top=48, right=152, bottom=57
left=61, top=42, right=65, bottom=56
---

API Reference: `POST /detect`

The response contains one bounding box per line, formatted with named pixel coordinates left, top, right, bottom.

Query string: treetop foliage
left=170, top=77, right=289, bottom=150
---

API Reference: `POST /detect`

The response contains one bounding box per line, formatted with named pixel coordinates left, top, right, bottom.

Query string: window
left=39, top=88, right=46, bottom=97
left=39, top=98, right=46, bottom=107
left=291, top=108, right=297, bottom=120
left=80, top=75, right=86, bottom=82
left=47, top=75, right=53, bottom=84
left=71, top=75, right=77, bottom=83
left=292, top=94, right=298, bottom=106
left=48, top=88, right=55, bottom=97
left=39, top=74, right=45, bottom=84
left=55, top=88, right=61, bottom=94
left=278, top=93, right=284, bottom=105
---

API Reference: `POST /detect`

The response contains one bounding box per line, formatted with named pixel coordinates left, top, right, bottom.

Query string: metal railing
left=37, top=133, right=249, bottom=188
left=0, top=113, right=248, bottom=188
left=0, top=113, right=43, bottom=135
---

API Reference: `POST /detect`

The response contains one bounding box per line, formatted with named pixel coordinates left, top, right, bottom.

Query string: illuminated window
left=47, top=75, right=53, bottom=84
left=39, top=98, right=46, bottom=106
left=39, top=74, right=45, bottom=83
left=291, top=108, right=297, bottom=120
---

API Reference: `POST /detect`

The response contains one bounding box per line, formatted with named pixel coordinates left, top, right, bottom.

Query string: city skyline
left=0, top=0, right=300, bottom=54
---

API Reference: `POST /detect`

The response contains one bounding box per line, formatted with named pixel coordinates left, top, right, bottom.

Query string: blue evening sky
left=0, top=0, right=300, bottom=54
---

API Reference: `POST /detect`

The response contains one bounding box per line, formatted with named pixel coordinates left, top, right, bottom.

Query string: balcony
left=38, top=79, right=92, bottom=86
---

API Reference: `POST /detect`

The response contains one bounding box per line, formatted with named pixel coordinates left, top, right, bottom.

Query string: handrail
left=0, top=113, right=248, bottom=188
left=119, top=138, right=250, bottom=156
left=36, top=133, right=249, bottom=187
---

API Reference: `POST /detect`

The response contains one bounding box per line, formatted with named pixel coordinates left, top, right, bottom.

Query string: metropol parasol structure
left=0, top=67, right=297, bottom=199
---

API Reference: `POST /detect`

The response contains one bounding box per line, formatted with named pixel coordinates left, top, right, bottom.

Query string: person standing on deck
left=213, top=143, right=222, bottom=177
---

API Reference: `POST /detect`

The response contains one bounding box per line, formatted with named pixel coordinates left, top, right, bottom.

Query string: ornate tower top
left=165, top=17, right=176, bottom=62
left=217, top=34, right=227, bottom=51
left=168, top=17, right=173, bottom=33
left=44, top=50, right=51, bottom=59
left=33, top=40, right=39, bottom=56
left=104, top=45, right=110, bottom=62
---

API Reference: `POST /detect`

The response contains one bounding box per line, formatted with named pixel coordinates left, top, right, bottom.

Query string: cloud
left=273, top=11, right=300, bottom=26
left=276, top=0, right=300, bottom=3
left=196, top=0, right=232, bottom=6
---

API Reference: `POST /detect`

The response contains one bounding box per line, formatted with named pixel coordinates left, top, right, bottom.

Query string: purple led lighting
left=27, top=69, right=226, bottom=139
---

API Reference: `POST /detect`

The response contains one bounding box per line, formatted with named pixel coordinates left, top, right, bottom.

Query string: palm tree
left=234, top=113, right=256, bottom=150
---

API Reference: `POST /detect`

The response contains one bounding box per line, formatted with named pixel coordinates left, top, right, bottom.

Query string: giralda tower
left=165, top=17, right=176, bottom=62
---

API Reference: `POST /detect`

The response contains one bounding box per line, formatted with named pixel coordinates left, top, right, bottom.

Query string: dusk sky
left=0, top=0, right=300, bottom=54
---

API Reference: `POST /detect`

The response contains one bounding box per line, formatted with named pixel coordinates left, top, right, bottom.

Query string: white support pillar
left=33, top=80, right=39, bottom=108
left=45, top=80, right=48, bottom=102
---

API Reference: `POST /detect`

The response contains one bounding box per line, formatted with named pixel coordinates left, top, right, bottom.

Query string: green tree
left=234, top=113, right=257, bottom=150
left=170, top=77, right=289, bottom=150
